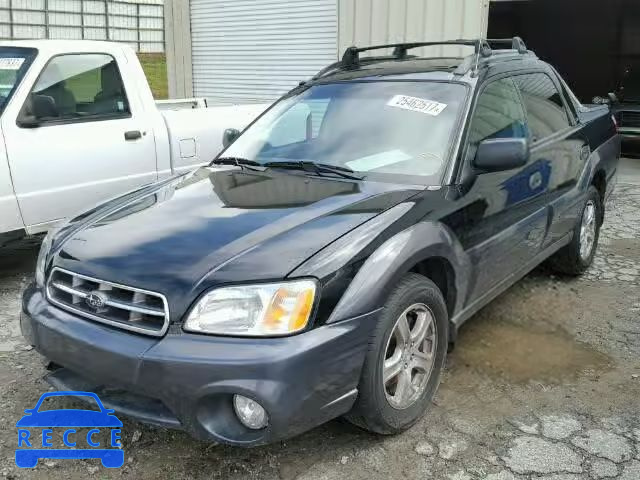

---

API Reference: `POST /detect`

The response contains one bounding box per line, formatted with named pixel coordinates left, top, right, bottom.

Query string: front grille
left=620, top=111, right=640, bottom=128
left=46, top=268, right=169, bottom=336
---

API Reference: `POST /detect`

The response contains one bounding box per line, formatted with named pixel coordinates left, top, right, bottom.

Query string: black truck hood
left=53, top=167, right=419, bottom=319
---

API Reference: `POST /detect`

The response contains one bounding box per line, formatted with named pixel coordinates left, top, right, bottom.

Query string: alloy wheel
left=579, top=200, right=597, bottom=261
left=383, top=303, right=437, bottom=410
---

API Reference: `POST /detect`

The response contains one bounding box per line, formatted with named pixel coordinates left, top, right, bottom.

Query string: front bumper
left=21, top=284, right=377, bottom=446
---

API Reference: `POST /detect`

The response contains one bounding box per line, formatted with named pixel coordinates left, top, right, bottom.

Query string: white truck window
left=23, top=53, right=130, bottom=124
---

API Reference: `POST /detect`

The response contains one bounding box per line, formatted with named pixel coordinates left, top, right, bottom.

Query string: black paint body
left=22, top=51, right=620, bottom=446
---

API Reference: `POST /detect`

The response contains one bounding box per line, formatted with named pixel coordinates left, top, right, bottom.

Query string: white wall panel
left=13, top=11, right=45, bottom=25
left=48, top=0, right=81, bottom=13
left=49, top=26, right=81, bottom=39
left=48, top=12, right=82, bottom=27
left=83, top=1, right=105, bottom=14
left=84, top=27, right=106, bottom=39
left=339, top=0, right=489, bottom=58
left=12, top=0, right=45, bottom=10
left=83, top=14, right=106, bottom=27
left=0, top=0, right=164, bottom=52
left=13, top=25, right=45, bottom=38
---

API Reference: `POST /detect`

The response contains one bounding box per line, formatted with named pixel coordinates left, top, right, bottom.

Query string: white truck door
left=1, top=52, right=157, bottom=230
left=0, top=135, right=23, bottom=234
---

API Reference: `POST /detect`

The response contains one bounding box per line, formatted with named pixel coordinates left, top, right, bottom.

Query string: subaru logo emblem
left=85, top=292, right=107, bottom=309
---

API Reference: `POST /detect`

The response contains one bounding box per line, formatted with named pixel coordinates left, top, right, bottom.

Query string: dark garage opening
left=488, top=0, right=640, bottom=104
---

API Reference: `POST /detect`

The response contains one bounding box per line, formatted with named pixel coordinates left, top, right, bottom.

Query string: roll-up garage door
left=190, top=0, right=338, bottom=105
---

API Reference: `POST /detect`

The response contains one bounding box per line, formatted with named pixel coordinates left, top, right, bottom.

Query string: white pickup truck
left=0, top=40, right=266, bottom=244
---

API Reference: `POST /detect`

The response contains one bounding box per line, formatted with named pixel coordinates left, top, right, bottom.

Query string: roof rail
left=306, top=37, right=529, bottom=82
left=340, top=39, right=492, bottom=69
left=486, top=37, right=528, bottom=54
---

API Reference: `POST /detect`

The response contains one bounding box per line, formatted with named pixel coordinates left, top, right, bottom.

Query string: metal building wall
left=339, top=0, right=489, bottom=57
left=0, top=0, right=164, bottom=52
left=165, top=0, right=193, bottom=99
left=165, top=0, right=490, bottom=100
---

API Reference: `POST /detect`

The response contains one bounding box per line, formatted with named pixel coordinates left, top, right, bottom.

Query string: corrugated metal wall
left=190, top=0, right=337, bottom=105
left=0, top=0, right=164, bottom=52
left=339, top=0, right=489, bottom=58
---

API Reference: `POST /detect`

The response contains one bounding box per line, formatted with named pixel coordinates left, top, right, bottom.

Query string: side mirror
left=222, top=128, right=241, bottom=148
left=473, top=138, right=529, bottom=172
left=17, top=94, right=58, bottom=128
left=607, top=92, right=619, bottom=104
left=16, top=114, right=40, bottom=128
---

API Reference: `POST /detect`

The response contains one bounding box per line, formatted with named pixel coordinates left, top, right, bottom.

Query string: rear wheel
left=346, top=273, right=448, bottom=434
left=548, top=185, right=602, bottom=275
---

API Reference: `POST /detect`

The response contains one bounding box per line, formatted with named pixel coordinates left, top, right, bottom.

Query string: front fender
left=325, top=221, right=471, bottom=325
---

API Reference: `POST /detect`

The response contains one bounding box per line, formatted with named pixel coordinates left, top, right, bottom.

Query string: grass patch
left=137, top=53, right=168, bottom=100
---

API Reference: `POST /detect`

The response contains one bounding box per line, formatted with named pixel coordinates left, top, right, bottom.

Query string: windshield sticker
left=387, top=95, right=447, bottom=116
left=0, top=57, right=24, bottom=70
left=346, top=150, right=412, bottom=172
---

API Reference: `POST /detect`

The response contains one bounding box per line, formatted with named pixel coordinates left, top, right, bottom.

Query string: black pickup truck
left=22, top=38, right=619, bottom=446
left=609, top=65, right=640, bottom=156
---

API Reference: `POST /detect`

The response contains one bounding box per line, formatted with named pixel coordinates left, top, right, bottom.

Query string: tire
left=346, top=273, right=448, bottom=434
left=548, top=185, right=602, bottom=275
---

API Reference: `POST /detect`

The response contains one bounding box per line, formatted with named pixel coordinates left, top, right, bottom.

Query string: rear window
left=512, top=73, right=572, bottom=141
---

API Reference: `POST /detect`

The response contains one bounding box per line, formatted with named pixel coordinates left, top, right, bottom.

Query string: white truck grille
left=46, top=268, right=169, bottom=336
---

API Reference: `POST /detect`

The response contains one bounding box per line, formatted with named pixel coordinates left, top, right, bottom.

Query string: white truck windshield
left=0, top=47, right=36, bottom=114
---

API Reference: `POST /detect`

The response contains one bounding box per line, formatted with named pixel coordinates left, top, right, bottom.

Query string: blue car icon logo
left=16, top=391, right=123, bottom=468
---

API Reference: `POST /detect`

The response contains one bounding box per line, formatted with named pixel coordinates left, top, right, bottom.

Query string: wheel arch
left=408, top=256, right=457, bottom=319
left=326, top=222, right=470, bottom=331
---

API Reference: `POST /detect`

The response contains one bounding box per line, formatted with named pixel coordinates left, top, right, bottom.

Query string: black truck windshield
left=0, top=47, right=37, bottom=114
left=221, top=81, right=468, bottom=184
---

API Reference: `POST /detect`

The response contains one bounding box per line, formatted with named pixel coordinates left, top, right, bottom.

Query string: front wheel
left=346, top=273, right=448, bottom=434
left=548, top=186, right=602, bottom=275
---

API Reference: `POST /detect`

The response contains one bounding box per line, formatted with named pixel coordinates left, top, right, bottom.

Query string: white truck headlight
left=183, top=280, right=316, bottom=336
left=35, top=231, right=53, bottom=287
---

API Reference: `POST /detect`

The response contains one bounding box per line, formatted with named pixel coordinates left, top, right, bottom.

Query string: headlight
left=183, top=280, right=316, bottom=336
left=35, top=231, right=53, bottom=287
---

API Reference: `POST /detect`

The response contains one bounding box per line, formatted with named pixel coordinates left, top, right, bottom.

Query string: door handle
left=124, top=130, right=142, bottom=141
left=580, top=145, right=591, bottom=161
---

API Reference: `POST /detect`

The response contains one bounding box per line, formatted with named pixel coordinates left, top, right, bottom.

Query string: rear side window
left=23, top=53, right=129, bottom=124
left=467, top=77, right=528, bottom=148
left=512, top=73, right=572, bottom=141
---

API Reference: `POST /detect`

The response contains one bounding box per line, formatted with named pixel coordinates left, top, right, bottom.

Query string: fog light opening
left=233, top=394, right=268, bottom=430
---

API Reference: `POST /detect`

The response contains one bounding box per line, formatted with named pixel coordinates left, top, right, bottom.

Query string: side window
left=23, top=54, right=129, bottom=123
left=467, top=77, right=528, bottom=149
left=512, top=73, right=572, bottom=141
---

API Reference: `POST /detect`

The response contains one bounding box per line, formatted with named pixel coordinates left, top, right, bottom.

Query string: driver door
left=457, top=76, right=549, bottom=304
left=2, top=52, right=157, bottom=230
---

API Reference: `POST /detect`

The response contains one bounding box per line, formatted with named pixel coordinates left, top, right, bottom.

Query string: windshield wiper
left=264, top=160, right=363, bottom=180
left=212, top=157, right=266, bottom=171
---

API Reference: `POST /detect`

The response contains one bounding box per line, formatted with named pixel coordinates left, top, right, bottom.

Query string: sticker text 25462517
left=387, top=95, right=447, bottom=116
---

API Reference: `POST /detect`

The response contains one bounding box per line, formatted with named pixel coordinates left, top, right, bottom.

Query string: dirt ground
left=0, top=183, right=638, bottom=479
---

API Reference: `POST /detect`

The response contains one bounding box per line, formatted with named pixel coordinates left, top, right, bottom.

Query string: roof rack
left=306, top=37, right=530, bottom=83
left=339, top=39, right=492, bottom=69
left=486, top=37, right=528, bottom=54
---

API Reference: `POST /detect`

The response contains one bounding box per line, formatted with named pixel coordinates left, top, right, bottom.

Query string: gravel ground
left=0, top=184, right=638, bottom=479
